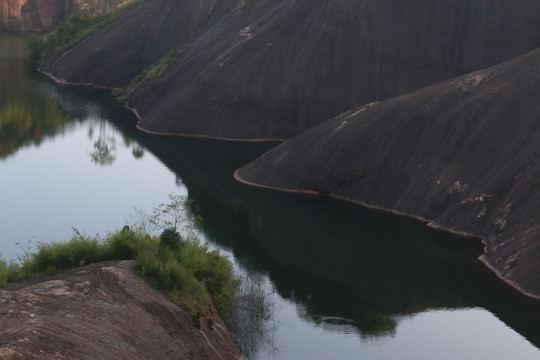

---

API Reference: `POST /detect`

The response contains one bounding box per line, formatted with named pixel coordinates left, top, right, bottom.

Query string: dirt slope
left=0, top=260, right=242, bottom=360
left=235, top=47, right=540, bottom=298
left=47, top=0, right=540, bottom=140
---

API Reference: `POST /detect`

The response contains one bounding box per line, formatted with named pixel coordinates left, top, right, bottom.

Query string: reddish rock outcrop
left=0, top=0, right=122, bottom=32
left=0, top=0, right=85, bottom=32
left=0, top=261, right=242, bottom=359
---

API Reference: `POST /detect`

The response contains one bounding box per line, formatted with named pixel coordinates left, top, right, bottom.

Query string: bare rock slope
left=236, top=47, right=540, bottom=298
left=0, top=261, right=242, bottom=360
left=48, top=0, right=540, bottom=140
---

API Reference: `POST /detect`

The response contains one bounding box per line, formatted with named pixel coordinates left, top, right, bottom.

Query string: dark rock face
left=0, top=261, right=242, bottom=360
left=235, top=47, right=540, bottom=298
left=0, top=0, right=86, bottom=32
left=50, top=0, right=236, bottom=88
left=48, top=0, right=540, bottom=140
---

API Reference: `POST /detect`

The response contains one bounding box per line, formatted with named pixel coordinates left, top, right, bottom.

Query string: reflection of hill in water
left=0, top=34, right=135, bottom=161
left=0, top=34, right=74, bottom=160
left=0, top=57, right=67, bottom=159
left=106, top=127, right=540, bottom=345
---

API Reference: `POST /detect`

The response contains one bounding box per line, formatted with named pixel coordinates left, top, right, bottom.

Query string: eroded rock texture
left=47, top=0, right=540, bottom=140
left=0, top=261, right=242, bottom=360
left=236, top=47, right=540, bottom=298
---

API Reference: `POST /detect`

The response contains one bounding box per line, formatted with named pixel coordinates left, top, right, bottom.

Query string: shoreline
left=233, top=169, right=540, bottom=302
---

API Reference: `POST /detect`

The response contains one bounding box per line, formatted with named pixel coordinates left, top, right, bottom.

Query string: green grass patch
left=0, top=256, right=18, bottom=287
left=1, top=195, right=239, bottom=323
left=28, top=0, right=146, bottom=71
left=112, top=48, right=182, bottom=102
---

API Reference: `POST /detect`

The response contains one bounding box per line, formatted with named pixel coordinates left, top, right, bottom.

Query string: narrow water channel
left=1, top=31, right=540, bottom=359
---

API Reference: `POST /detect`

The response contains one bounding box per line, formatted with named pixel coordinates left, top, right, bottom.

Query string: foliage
left=105, top=226, right=152, bottom=259
left=0, top=256, right=18, bottom=287
left=18, top=230, right=107, bottom=276
left=227, top=276, right=277, bottom=358
left=1, top=195, right=238, bottom=324
left=112, top=49, right=182, bottom=102
left=27, top=0, right=146, bottom=70
left=126, top=193, right=202, bottom=239
left=26, top=34, right=45, bottom=60
left=159, top=227, right=183, bottom=251
left=136, top=235, right=238, bottom=323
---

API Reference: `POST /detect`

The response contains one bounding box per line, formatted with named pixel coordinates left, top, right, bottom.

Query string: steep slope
left=235, top=47, right=540, bottom=298
left=47, top=0, right=540, bottom=140
left=0, top=261, right=241, bottom=360
left=0, top=0, right=86, bottom=32
left=49, top=0, right=237, bottom=88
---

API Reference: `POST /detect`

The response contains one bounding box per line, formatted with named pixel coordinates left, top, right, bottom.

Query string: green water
left=1, top=31, right=539, bottom=359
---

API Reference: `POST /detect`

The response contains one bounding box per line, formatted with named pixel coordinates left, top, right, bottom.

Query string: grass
left=0, top=257, right=18, bottom=287
left=28, top=0, right=146, bottom=71
left=0, top=225, right=238, bottom=323
left=112, top=48, right=182, bottom=102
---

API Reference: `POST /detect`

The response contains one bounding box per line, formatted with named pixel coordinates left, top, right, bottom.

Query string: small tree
left=159, top=227, right=183, bottom=250
left=127, top=193, right=202, bottom=240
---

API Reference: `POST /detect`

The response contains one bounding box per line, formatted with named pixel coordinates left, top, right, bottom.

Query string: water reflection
left=0, top=32, right=85, bottom=159
left=88, top=119, right=117, bottom=165
left=115, top=131, right=540, bottom=350
left=0, top=54, right=69, bottom=159
left=2, top=31, right=539, bottom=359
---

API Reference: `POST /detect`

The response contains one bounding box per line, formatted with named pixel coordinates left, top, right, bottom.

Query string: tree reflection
left=87, top=118, right=146, bottom=165
left=88, top=119, right=117, bottom=165
left=227, top=276, right=279, bottom=359
left=117, top=136, right=540, bottom=352
left=131, top=144, right=144, bottom=159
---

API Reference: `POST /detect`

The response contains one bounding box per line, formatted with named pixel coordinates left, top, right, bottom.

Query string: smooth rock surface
left=48, top=0, right=540, bottom=140
left=235, top=47, right=540, bottom=298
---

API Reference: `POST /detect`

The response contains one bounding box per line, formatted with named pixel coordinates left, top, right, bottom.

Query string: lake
left=1, top=31, right=540, bottom=359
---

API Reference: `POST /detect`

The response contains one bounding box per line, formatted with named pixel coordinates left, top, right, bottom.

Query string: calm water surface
left=1, top=31, right=540, bottom=359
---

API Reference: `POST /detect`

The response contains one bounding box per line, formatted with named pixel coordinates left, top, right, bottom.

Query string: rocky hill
left=235, top=47, right=540, bottom=298
left=46, top=0, right=540, bottom=140
left=0, top=0, right=86, bottom=32
left=0, top=261, right=242, bottom=360
left=17, top=0, right=540, bottom=301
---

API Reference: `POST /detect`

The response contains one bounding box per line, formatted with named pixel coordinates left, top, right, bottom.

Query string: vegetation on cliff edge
left=112, top=48, right=182, bottom=102
left=27, top=0, right=146, bottom=71
left=0, top=194, right=238, bottom=323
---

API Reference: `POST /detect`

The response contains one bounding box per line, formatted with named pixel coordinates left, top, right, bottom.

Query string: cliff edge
left=0, top=260, right=242, bottom=360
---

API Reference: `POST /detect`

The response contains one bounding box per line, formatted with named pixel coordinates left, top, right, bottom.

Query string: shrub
left=159, top=227, right=183, bottom=251
left=2, top=195, right=239, bottom=324
left=27, top=34, right=45, bottom=60
left=22, top=235, right=104, bottom=275
left=177, top=242, right=238, bottom=316
left=29, top=0, right=146, bottom=69
left=106, top=226, right=151, bottom=259
left=0, top=257, right=18, bottom=287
